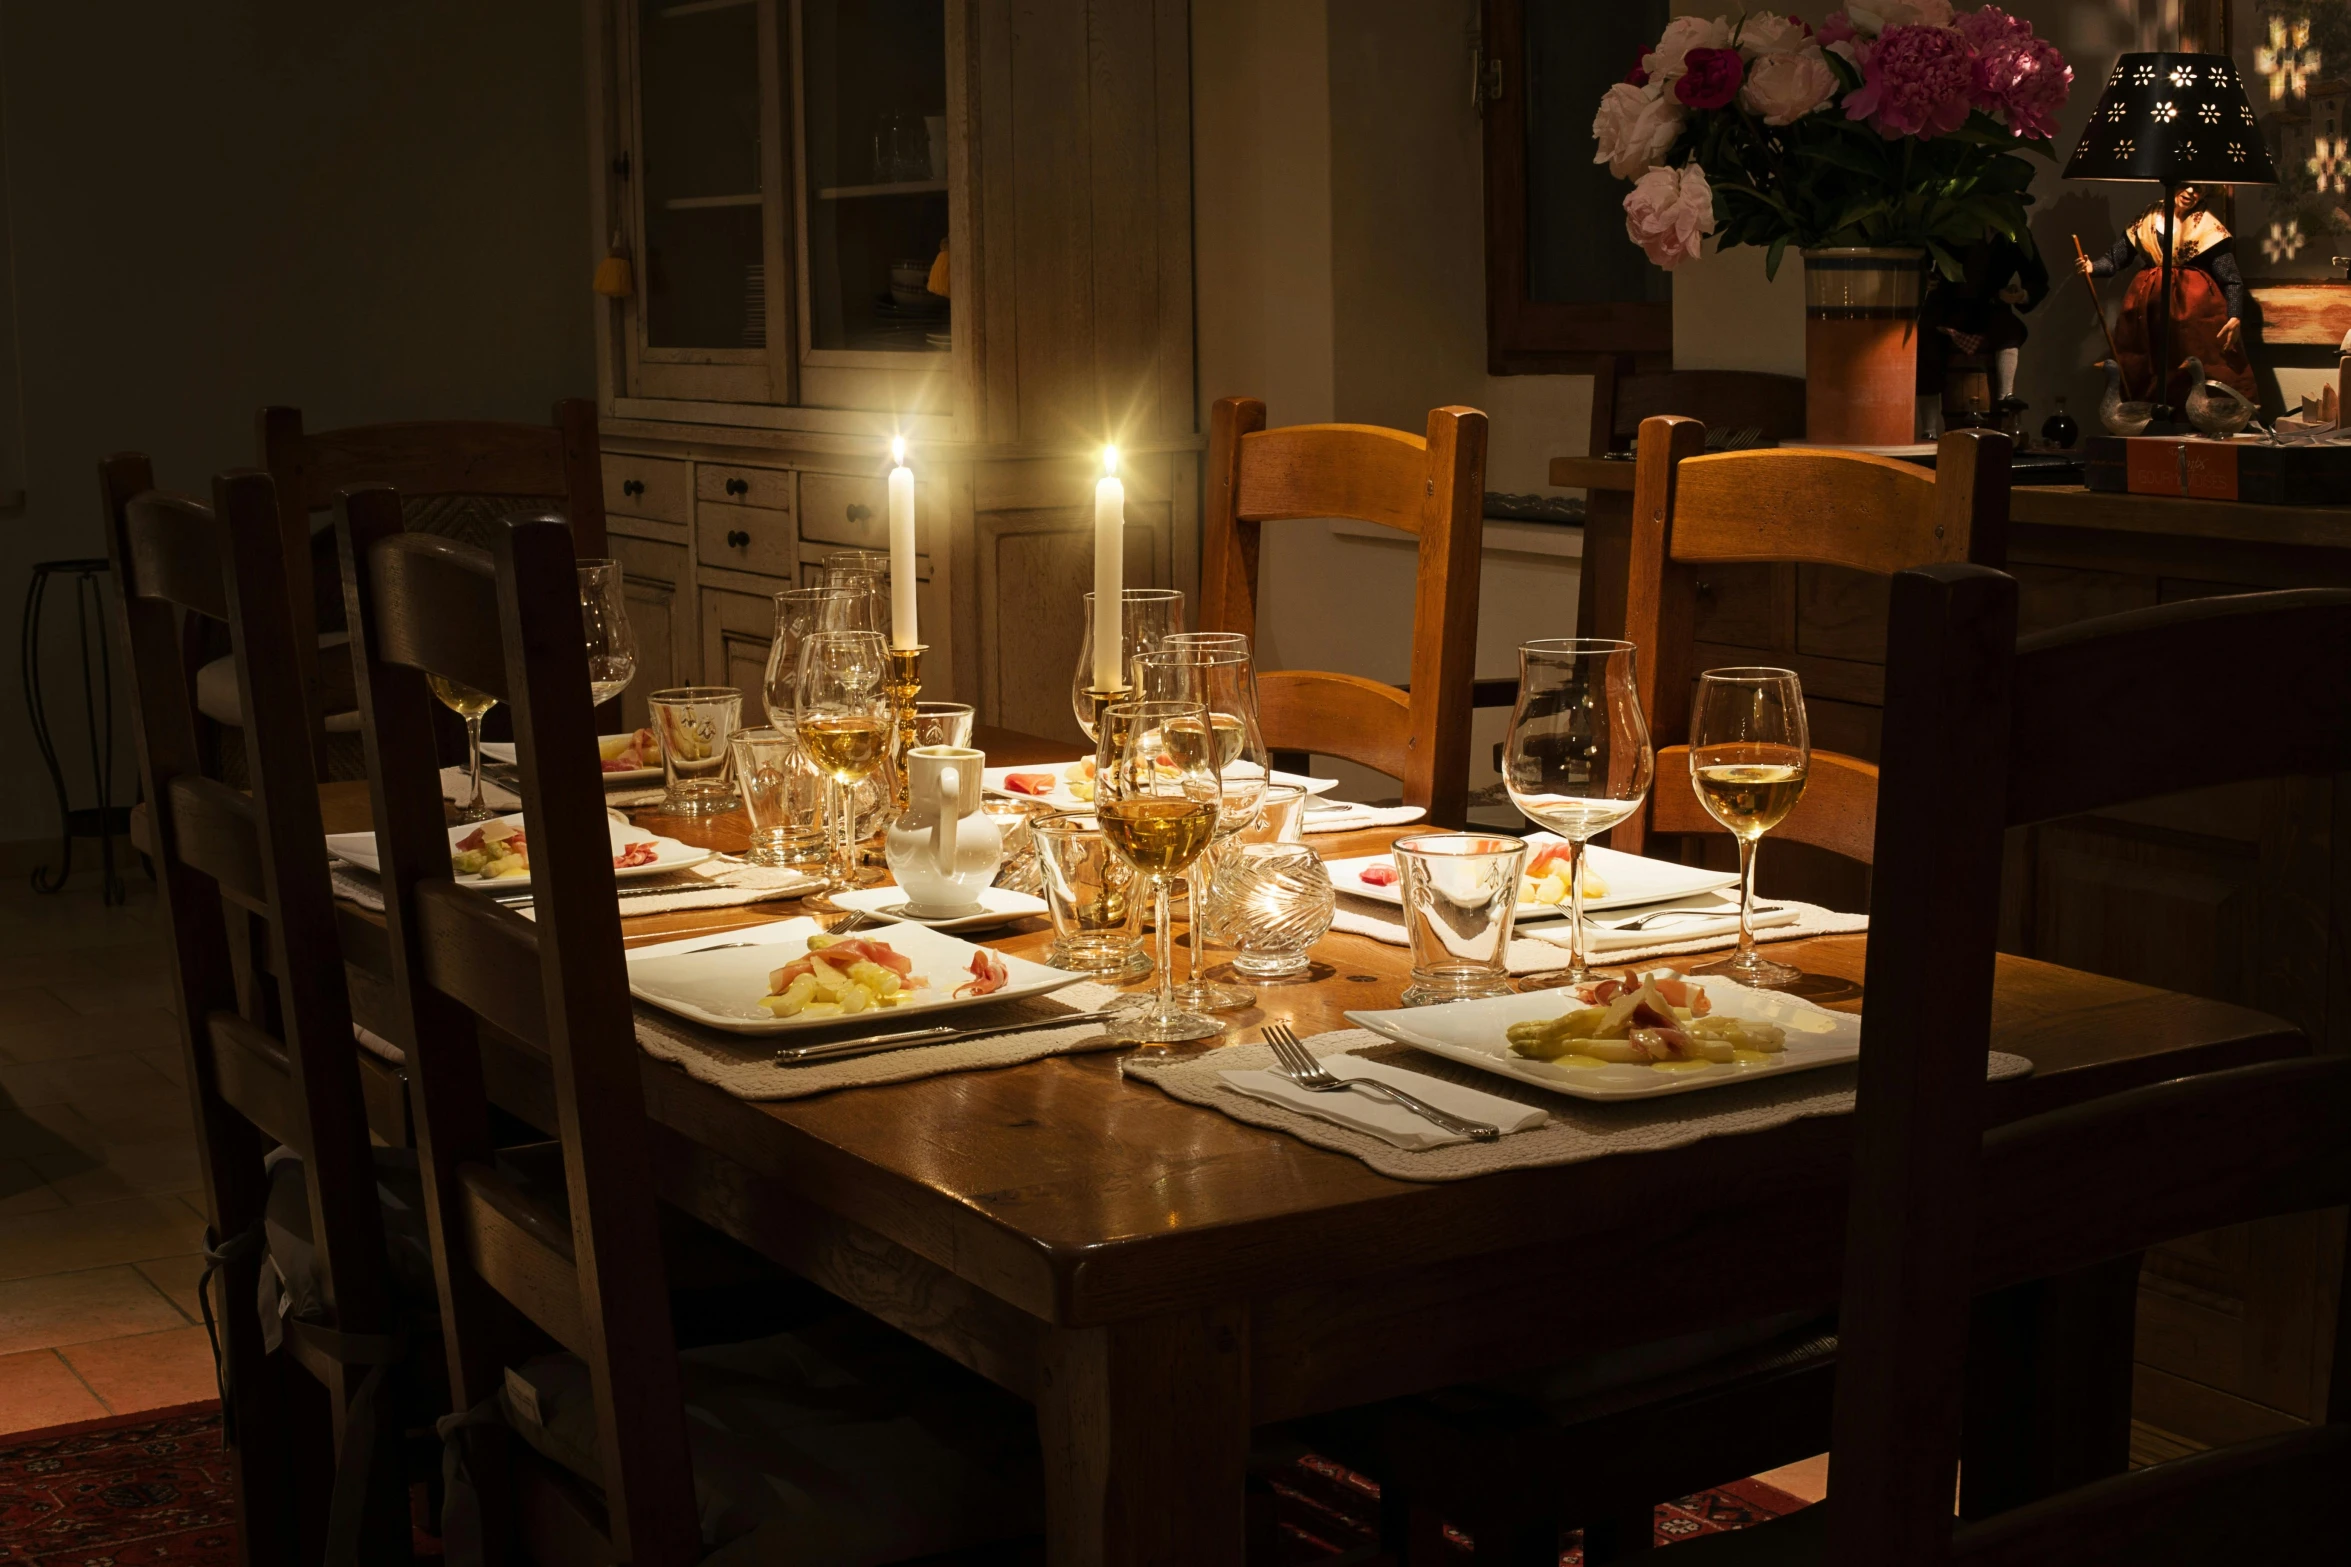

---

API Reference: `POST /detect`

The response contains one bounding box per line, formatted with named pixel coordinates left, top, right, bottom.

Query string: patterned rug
left=1268, top=1452, right=1809, bottom=1563
left=0, top=1402, right=238, bottom=1565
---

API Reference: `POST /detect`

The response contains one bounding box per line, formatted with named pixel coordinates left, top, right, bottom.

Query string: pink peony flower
left=1738, top=13, right=1814, bottom=57
left=1973, top=33, right=2071, bottom=138
left=1623, top=162, right=1716, bottom=269
left=1626, top=47, right=1650, bottom=88
left=1954, top=5, right=2033, bottom=52
left=1592, top=80, right=1687, bottom=178
left=1843, top=22, right=1974, bottom=137
left=1642, top=15, right=1733, bottom=84
left=1818, top=12, right=1859, bottom=46
left=1742, top=47, right=1839, bottom=125
left=1675, top=47, right=1745, bottom=110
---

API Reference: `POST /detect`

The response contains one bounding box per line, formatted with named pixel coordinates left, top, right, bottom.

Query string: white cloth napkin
left=440, top=767, right=520, bottom=812
left=1218, top=1051, right=1549, bottom=1150
left=1301, top=802, right=1427, bottom=834
left=1542, top=895, right=1801, bottom=953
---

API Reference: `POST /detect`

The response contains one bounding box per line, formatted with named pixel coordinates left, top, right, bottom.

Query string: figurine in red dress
left=2076, top=184, right=2252, bottom=408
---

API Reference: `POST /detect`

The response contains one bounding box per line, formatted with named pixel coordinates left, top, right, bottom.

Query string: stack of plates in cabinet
left=744, top=263, right=766, bottom=349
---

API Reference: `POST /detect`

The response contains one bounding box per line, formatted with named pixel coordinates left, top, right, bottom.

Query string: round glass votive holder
left=1032, top=810, right=1151, bottom=980
left=1235, top=782, right=1309, bottom=845
left=1219, top=842, right=1334, bottom=981
left=648, top=686, right=742, bottom=816
left=982, top=795, right=1053, bottom=896
left=729, top=724, right=826, bottom=868
left=906, top=701, right=976, bottom=750
left=1391, top=831, right=1527, bottom=1006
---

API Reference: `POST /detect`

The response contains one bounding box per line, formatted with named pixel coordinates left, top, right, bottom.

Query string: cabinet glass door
left=630, top=0, right=789, bottom=400
left=796, top=0, right=950, bottom=357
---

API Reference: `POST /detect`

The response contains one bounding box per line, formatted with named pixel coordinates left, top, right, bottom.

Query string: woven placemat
left=633, top=981, right=1127, bottom=1100
left=1124, top=1029, right=2032, bottom=1183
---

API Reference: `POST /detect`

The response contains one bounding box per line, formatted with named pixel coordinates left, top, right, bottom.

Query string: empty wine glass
left=824, top=568, right=891, bottom=642
left=1502, top=639, right=1653, bottom=988
left=430, top=676, right=499, bottom=823
left=1071, top=588, right=1185, bottom=739
left=794, top=629, right=892, bottom=894
left=1688, top=668, right=1811, bottom=989
left=1138, top=643, right=1267, bottom=1011
left=764, top=587, right=849, bottom=723
left=1096, top=698, right=1223, bottom=1046
left=578, top=559, right=637, bottom=708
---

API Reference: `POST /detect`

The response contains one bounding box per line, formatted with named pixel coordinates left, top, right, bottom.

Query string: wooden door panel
left=610, top=534, right=693, bottom=733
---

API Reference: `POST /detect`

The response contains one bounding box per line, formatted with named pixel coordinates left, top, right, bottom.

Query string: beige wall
left=0, top=1, right=594, bottom=854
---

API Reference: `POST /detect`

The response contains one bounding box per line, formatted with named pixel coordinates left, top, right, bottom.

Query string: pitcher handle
left=932, top=764, right=959, bottom=873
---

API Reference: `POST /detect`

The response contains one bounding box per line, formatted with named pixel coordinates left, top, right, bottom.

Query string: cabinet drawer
left=797, top=472, right=890, bottom=550
left=603, top=454, right=691, bottom=524
left=696, top=463, right=795, bottom=513
left=696, top=501, right=795, bottom=579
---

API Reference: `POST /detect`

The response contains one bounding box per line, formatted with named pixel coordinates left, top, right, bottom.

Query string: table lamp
left=2064, top=52, right=2276, bottom=425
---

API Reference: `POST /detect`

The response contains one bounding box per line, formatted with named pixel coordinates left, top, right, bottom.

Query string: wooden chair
left=1615, top=568, right=2351, bottom=1566
left=101, top=458, right=422, bottom=1565
left=1613, top=416, right=2010, bottom=882
left=1587, top=357, right=1808, bottom=455
left=1199, top=396, right=1488, bottom=827
left=335, top=491, right=1040, bottom=1564
left=190, top=400, right=605, bottom=779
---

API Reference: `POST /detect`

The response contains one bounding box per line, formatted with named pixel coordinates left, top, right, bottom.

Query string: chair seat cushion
left=195, top=632, right=361, bottom=732
left=498, top=1313, right=1042, bottom=1565
left=256, top=1144, right=439, bottom=1347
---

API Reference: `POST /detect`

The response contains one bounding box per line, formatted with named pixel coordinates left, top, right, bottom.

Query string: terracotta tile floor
left=0, top=869, right=216, bottom=1436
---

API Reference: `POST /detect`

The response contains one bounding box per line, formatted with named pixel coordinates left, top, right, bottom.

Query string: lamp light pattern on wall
left=2258, top=16, right=2321, bottom=102
left=2312, top=134, right=2351, bottom=194
left=2265, top=216, right=2308, bottom=261
left=2065, top=53, right=2280, bottom=185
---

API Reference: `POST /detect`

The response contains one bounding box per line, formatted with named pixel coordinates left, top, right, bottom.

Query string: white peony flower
left=1592, top=80, right=1687, bottom=179
left=1623, top=162, right=1717, bottom=269
left=1642, top=14, right=1734, bottom=83
left=1738, top=13, right=1814, bottom=57
left=1740, top=46, right=1838, bottom=124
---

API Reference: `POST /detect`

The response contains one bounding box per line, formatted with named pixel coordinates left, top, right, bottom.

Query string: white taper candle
left=887, top=437, right=918, bottom=649
left=1091, top=445, right=1124, bottom=690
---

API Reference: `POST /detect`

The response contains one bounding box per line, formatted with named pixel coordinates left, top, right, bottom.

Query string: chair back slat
left=415, top=884, right=549, bottom=1052
left=1201, top=396, right=1487, bottom=824
left=101, top=455, right=406, bottom=1549
left=1820, top=564, right=2351, bottom=1566
left=2007, top=589, right=2351, bottom=826
left=1617, top=418, right=2011, bottom=867
left=1255, top=672, right=1414, bottom=783
left=340, top=484, right=698, bottom=1566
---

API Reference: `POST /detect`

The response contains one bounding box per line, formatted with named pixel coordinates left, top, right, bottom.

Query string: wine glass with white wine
left=431, top=676, right=500, bottom=823
left=793, top=629, right=893, bottom=895
left=1138, top=642, right=1268, bottom=1010
left=1501, top=639, right=1653, bottom=988
left=1096, top=697, right=1224, bottom=1046
left=1687, top=667, right=1810, bottom=988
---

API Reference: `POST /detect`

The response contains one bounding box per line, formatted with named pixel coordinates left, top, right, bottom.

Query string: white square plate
left=1344, top=975, right=1859, bottom=1102
left=625, top=919, right=1085, bottom=1035
left=982, top=761, right=1338, bottom=811
left=1324, top=838, right=1738, bottom=917
left=481, top=733, right=661, bottom=786
left=326, top=813, right=712, bottom=891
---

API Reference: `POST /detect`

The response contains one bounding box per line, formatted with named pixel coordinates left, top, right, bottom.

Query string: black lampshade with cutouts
left=2065, top=52, right=2276, bottom=184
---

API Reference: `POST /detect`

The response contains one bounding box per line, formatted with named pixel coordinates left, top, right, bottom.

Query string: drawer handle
left=725, top=477, right=748, bottom=496
left=845, top=502, right=872, bottom=522
left=622, top=479, right=644, bottom=498
left=726, top=529, right=751, bottom=549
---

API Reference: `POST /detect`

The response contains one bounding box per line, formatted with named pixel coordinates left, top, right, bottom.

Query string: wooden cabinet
left=585, top=0, right=1200, bottom=729
left=700, top=581, right=783, bottom=724
left=607, top=529, right=694, bottom=733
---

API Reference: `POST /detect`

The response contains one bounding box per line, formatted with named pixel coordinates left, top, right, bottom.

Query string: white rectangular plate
left=1325, top=838, right=1739, bottom=916
left=481, top=734, right=661, bottom=786
left=1345, top=975, right=1859, bottom=1102
left=982, top=761, right=1338, bottom=811
left=326, top=813, right=712, bottom=891
left=625, top=919, right=1085, bottom=1035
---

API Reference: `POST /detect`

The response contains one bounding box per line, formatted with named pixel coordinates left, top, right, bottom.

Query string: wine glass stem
left=1186, top=852, right=1215, bottom=982
left=465, top=714, right=485, bottom=811
left=1566, top=835, right=1590, bottom=979
left=832, top=779, right=851, bottom=885
left=1735, top=834, right=1761, bottom=961
left=1152, top=878, right=1176, bottom=1020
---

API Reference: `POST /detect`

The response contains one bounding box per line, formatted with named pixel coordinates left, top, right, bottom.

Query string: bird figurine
left=2181, top=356, right=2257, bottom=438
left=2096, top=358, right=2156, bottom=436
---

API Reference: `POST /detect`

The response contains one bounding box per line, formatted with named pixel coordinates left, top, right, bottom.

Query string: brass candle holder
left=886, top=643, right=927, bottom=814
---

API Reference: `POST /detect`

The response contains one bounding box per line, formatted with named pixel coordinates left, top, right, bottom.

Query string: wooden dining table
left=326, top=725, right=2308, bottom=1564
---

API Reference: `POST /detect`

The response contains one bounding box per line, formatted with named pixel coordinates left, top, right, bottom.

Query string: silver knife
left=772, top=1007, right=1120, bottom=1066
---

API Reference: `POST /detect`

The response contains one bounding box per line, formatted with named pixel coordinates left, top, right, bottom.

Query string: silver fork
left=1261, top=1022, right=1500, bottom=1143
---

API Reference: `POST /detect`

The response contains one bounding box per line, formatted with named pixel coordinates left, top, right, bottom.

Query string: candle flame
left=891, top=435, right=907, bottom=466
left=1101, top=444, right=1119, bottom=477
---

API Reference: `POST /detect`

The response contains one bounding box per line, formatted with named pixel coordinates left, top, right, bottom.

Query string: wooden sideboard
left=1555, top=455, right=2350, bottom=1460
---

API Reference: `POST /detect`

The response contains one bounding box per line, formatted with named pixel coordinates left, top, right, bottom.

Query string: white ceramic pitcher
left=883, top=745, right=1003, bottom=917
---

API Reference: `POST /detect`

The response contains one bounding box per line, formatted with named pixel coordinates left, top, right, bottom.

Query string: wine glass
left=578, top=559, right=637, bottom=709
left=764, top=587, right=849, bottom=723
left=1138, top=643, right=1267, bottom=1011
left=1096, top=698, right=1224, bottom=1046
left=1687, top=668, right=1810, bottom=989
left=1501, top=639, right=1653, bottom=987
left=793, top=629, right=892, bottom=894
left=824, top=568, right=891, bottom=641
left=1071, top=588, right=1185, bottom=740
left=430, top=676, right=500, bottom=823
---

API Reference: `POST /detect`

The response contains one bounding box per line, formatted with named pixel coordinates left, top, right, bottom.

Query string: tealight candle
left=887, top=436, right=918, bottom=649
left=1092, top=445, right=1123, bottom=690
